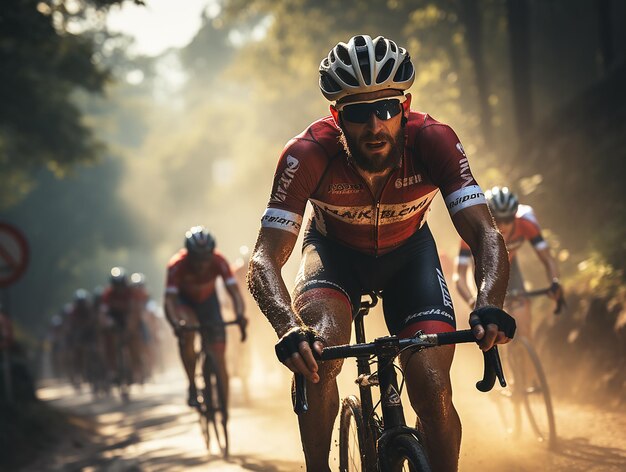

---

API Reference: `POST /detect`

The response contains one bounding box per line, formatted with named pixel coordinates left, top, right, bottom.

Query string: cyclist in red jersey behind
left=455, top=186, right=565, bottom=338
left=100, top=267, right=137, bottom=382
left=247, top=34, right=516, bottom=472
left=164, top=226, right=247, bottom=407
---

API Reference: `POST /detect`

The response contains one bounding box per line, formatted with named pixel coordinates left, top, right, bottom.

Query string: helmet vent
left=336, top=45, right=351, bottom=65
left=377, top=58, right=395, bottom=83
left=320, top=72, right=342, bottom=92
left=374, top=40, right=387, bottom=61
left=393, top=57, right=414, bottom=82
left=390, top=41, right=397, bottom=53
left=336, top=68, right=359, bottom=87
left=329, top=51, right=336, bottom=63
left=355, top=48, right=371, bottom=84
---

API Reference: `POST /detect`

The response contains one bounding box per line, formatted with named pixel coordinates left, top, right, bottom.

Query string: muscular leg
left=208, top=346, right=229, bottom=410
left=296, top=295, right=353, bottom=472
left=401, top=344, right=460, bottom=472
left=178, top=331, right=197, bottom=390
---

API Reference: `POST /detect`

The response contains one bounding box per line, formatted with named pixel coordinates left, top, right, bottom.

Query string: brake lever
left=476, top=346, right=506, bottom=392
left=293, top=373, right=308, bottom=415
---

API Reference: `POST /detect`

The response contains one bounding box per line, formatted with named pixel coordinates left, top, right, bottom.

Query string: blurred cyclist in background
left=455, top=186, right=565, bottom=338
left=164, top=226, right=247, bottom=407
left=100, top=267, right=143, bottom=383
left=66, top=289, right=97, bottom=388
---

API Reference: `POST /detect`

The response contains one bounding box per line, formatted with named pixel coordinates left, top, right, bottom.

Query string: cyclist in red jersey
left=164, top=226, right=247, bottom=407
left=100, top=267, right=137, bottom=380
left=66, top=289, right=97, bottom=387
left=248, top=35, right=515, bottom=472
left=455, top=186, right=565, bottom=338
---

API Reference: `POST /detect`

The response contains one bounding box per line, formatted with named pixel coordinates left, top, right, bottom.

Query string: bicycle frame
left=352, top=305, right=410, bottom=440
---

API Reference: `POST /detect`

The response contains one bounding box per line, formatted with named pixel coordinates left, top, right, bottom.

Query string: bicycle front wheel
left=383, top=433, right=431, bottom=472
left=518, top=337, right=557, bottom=448
left=204, top=358, right=229, bottom=458
left=339, top=395, right=376, bottom=472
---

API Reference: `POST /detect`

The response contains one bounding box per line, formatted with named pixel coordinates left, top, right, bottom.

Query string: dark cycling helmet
left=319, top=35, right=415, bottom=102
left=110, top=266, right=128, bottom=287
left=74, top=288, right=89, bottom=303
left=486, top=186, right=519, bottom=221
left=185, top=226, right=216, bottom=256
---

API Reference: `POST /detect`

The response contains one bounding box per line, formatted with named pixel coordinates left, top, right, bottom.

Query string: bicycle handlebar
left=292, top=329, right=506, bottom=415
left=507, top=287, right=566, bottom=314
left=177, top=320, right=242, bottom=331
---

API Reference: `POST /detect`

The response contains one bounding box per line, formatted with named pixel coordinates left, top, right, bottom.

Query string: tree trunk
left=596, top=0, right=614, bottom=73
left=506, top=0, right=532, bottom=142
left=460, top=0, right=493, bottom=148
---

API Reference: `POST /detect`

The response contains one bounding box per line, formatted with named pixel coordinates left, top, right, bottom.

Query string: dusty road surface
left=19, top=346, right=626, bottom=471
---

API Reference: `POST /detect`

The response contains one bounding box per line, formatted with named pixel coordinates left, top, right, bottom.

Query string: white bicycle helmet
left=319, top=35, right=415, bottom=102
left=486, top=186, right=519, bottom=220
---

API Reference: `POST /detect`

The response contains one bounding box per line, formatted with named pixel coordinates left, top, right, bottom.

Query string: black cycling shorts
left=293, top=222, right=456, bottom=337
left=179, top=292, right=226, bottom=345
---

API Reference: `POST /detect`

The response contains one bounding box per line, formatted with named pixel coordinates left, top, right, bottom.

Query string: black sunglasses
left=336, top=96, right=407, bottom=124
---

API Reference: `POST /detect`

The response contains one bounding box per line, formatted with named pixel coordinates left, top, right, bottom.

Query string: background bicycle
left=179, top=319, right=244, bottom=459
left=493, top=287, right=564, bottom=449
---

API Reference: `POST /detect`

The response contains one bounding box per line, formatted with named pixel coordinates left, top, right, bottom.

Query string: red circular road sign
left=0, top=223, right=29, bottom=288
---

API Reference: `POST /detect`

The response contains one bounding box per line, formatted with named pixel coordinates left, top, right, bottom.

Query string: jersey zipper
left=374, top=172, right=395, bottom=256
left=347, top=160, right=396, bottom=256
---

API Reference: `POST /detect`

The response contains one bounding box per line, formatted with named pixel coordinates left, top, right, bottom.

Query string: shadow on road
left=226, top=454, right=304, bottom=472
left=554, top=436, right=626, bottom=469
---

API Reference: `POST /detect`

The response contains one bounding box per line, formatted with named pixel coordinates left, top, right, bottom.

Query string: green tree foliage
left=0, top=0, right=142, bottom=209
left=4, top=157, right=145, bottom=334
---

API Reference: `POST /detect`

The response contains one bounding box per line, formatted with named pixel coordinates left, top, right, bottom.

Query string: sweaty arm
left=225, top=281, right=245, bottom=318
left=535, top=246, right=560, bottom=284
left=535, top=246, right=564, bottom=303
left=163, top=293, right=181, bottom=329
left=248, top=228, right=301, bottom=338
left=452, top=204, right=510, bottom=349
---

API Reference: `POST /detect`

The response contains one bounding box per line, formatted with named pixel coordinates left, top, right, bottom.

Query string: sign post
left=0, top=223, right=29, bottom=404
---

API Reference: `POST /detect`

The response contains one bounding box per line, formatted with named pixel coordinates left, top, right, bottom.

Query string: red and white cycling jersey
left=101, top=286, right=134, bottom=314
left=261, top=111, right=487, bottom=255
left=458, top=204, right=548, bottom=265
left=165, top=249, right=236, bottom=304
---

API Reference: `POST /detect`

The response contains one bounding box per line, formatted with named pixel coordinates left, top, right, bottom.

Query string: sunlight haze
left=106, top=0, right=218, bottom=56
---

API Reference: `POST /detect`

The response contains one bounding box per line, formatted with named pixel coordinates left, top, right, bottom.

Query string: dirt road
left=19, top=347, right=626, bottom=471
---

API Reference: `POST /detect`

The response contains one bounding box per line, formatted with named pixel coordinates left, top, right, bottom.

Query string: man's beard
left=339, top=127, right=404, bottom=173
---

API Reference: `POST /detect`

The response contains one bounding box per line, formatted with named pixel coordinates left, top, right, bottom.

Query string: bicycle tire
left=199, top=408, right=211, bottom=451
left=518, top=337, right=557, bottom=448
left=204, top=353, right=229, bottom=458
left=339, top=395, right=376, bottom=472
left=381, top=433, right=431, bottom=472
left=494, top=344, right=524, bottom=438
left=116, top=337, right=131, bottom=403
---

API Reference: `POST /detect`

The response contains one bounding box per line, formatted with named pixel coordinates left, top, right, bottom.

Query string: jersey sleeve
left=419, top=123, right=487, bottom=216
left=517, top=206, right=548, bottom=250
left=165, top=262, right=180, bottom=295
left=262, top=137, right=326, bottom=236
left=215, top=253, right=236, bottom=285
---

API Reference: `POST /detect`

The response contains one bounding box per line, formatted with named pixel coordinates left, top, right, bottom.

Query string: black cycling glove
left=275, top=327, right=321, bottom=363
left=469, top=306, right=517, bottom=339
